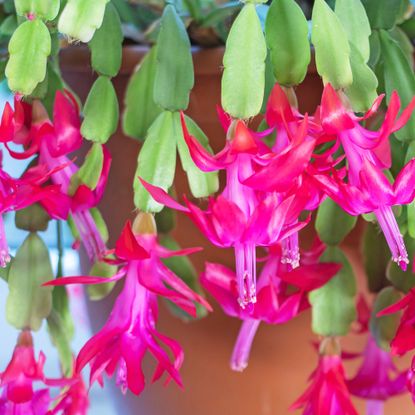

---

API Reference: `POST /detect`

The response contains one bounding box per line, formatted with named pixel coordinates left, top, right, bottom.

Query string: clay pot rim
left=60, top=44, right=318, bottom=77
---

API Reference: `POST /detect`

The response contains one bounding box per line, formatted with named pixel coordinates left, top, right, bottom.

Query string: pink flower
left=0, top=92, right=111, bottom=263
left=181, top=110, right=315, bottom=303
left=201, top=242, right=340, bottom=371
left=46, top=219, right=211, bottom=395
left=0, top=331, right=68, bottom=415
left=292, top=352, right=358, bottom=415
left=314, top=85, right=415, bottom=270
left=0, top=158, right=70, bottom=267
left=377, top=289, right=415, bottom=356
left=265, top=83, right=320, bottom=153
left=49, top=373, right=89, bottom=415
left=141, top=177, right=310, bottom=307
left=347, top=335, right=407, bottom=414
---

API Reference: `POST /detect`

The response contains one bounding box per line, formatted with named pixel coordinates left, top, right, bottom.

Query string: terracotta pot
left=60, top=46, right=412, bottom=414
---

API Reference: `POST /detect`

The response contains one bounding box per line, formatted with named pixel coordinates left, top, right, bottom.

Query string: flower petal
left=180, top=112, right=224, bottom=172
left=394, top=159, right=415, bottom=204
left=115, top=221, right=149, bottom=261
left=321, top=83, right=355, bottom=134
left=138, top=178, right=189, bottom=212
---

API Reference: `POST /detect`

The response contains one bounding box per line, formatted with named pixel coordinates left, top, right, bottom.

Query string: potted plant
left=0, top=0, right=414, bottom=414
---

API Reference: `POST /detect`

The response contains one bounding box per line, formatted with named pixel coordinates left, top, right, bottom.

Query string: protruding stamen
left=116, top=359, right=128, bottom=395
left=235, top=243, right=257, bottom=308
left=375, top=206, right=409, bottom=271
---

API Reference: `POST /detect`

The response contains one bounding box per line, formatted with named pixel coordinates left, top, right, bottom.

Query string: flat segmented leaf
left=6, top=233, right=53, bottom=331
left=134, top=111, right=178, bottom=212
left=311, top=0, right=352, bottom=88
left=6, top=19, right=51, bottom=95
left=58, top=0, right=110, bottom=43
left=221, top=3, right=267, bottom=119
left=265, top=0, right=310, bottom=86
left=15, top=0, right=60, bottom=20
left=153, top=5, right=194, bottom=111
left=309, top=246, right=356, bottom=336
left=89, top=3, right=123, bottom=77
left=81, top=76, right=119, bottom=143
left=123, top=47, right=161, bottom=141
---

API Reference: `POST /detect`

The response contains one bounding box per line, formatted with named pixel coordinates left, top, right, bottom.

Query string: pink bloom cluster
left=2, top=79, right=415, bottom=414
left=141, top=82, right=415, bottom=413
left=0, top=331, right=88, bottom=415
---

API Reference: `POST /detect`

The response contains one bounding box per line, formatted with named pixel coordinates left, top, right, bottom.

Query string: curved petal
left=278, top=263, right=341, bottom=291
left=48, top=90, right=83, bottom=157
left=43, top=269, right=126, bottom=287
left=0, top=102, right=15, bottom=143
left=138, top=178, right=189, bottom=212
left=394, top=159, right=415, bottom=204
left=180, top=112, right=225, bottom=172
left=244, top=140, right=315, bottom=192
left=355, top=94, right=384, bottom=121
left=230, top=121, right=258, bottom=154
left=265, top=83, right=296, bottom=126
left=321, top=83, right=355, bottom=134
left=115, top=221, right=149, bottom=261
left=200, top=262, right=242, bottom=318
left=211, top=196, right=246, bottom=245
left=359, top=159, right=394, bottom=205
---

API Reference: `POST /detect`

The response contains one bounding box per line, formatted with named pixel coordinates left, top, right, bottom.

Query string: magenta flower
left=347, top=335, right=407, bottom=414
left=181, top=110, right=316, bottom=298
left=292, top=353, right=358, bottom=415
left=0, top=92, right=111, bottom=263
left=0, top=97, right=35, bottom=148
left=314, top=84, right=415, bottom=270
left=0, top=331, right=68, bottom=415
left=230, top=88, right=322, bottom=268
left=39, top=140, right=111, bottom=263
left=377, top=289, right=415, bottom=356
left=265, top=83, right=320, bottom=153
left=0, top=92, right=82, bottom=159
left=141, top=111, right=313, bottom=307
left=200, top=242, right=340, bottom=371
left=46, top=220, right=211, bottom=395
left=140, top=176, right=310, bottom=309
left=0, top=159, right=70, bottom=267
left=49, top=373, right=89, bottom=415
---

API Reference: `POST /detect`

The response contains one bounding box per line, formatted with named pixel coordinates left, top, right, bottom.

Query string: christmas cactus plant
left=0, top=0, right=414, bottom=413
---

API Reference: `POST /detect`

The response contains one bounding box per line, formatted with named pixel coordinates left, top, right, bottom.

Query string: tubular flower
left=0, top=91, right=111, bottom=263
left=347, top=335, right=407, bottom=415
left=0, top=331, right=68, bottom=415
left=140, top=112, right=314, bottom=307
left=37, top=93, right=110, bottom=263
left=140, top=176, right=310, bottom=309
left=292, top=345, right=358, bottom=415
left=240, top=88, right=322, bottom=268
left=45, top=216, right=211, bottom=395
left=200, top=242, right=340, bottom=371
left=314, top=84, right=415, bottom=270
